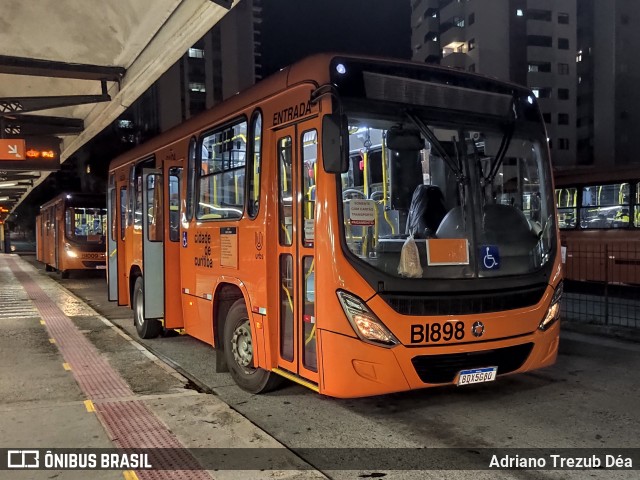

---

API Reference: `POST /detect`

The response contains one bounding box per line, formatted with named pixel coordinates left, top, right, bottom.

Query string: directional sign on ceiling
left=0, top=137, right=60, bottom=170
left=0, top=139, right=25, bottom=160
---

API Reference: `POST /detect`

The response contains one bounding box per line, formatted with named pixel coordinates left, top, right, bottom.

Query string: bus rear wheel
left=133, top=276, right=161, bottom=339
left=223, top=299, right=281, bottom=394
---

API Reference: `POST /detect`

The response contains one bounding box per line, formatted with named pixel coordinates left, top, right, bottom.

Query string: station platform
left=0, top=254, right=325, bottom=480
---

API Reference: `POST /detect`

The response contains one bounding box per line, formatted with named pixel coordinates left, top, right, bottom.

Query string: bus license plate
left=457, top=367, right=497, bottom=386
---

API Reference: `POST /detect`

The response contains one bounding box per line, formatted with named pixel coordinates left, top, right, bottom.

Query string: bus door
left=115, top=175, right=129, bottom=305
left=142, top=169, right=164, bottom=320
left=53, top=206, right=59, bottom=270
left=275, top=122, right=319, bottom=384
left=107, top=177, right=118, bottom=301
left=163, top=160, right=184, bottom=328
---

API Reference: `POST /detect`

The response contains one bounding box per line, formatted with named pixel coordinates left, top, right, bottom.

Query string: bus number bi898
left=410, top=321, right=465, bottom=344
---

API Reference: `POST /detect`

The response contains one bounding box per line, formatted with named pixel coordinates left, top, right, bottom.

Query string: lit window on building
left=189, top=82, right=206, bottom=93
left=188, top=48, right=205, bottom=59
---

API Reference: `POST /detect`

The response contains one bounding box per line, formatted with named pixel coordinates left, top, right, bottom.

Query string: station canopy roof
left=0, top=0, right=234, bottom=213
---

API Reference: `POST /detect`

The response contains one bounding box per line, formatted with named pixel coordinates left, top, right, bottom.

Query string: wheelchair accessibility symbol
left=481, top=245, right=500, bottom=270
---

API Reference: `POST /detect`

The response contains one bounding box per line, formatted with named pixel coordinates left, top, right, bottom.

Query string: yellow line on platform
left=62, top=363, right=71, bottom=371
left=40, top=320, right=46, bottom=325
left=84, top=400, right=95, bottom=412
left=49, top=338, right=56, bottom=344
left=123, top=470, right=139, bottom=480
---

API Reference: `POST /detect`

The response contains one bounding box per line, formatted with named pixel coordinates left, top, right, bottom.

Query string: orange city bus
left=107, top=54, right=562, bottom=398
left=36, top=193, right=107, bottom=278
left=555, top=166, right=640, bottom=285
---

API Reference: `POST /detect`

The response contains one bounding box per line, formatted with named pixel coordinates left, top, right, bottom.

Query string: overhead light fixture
left=0, top=196, right=9, bottom=202
left=0, top=182, right=17, bottom=188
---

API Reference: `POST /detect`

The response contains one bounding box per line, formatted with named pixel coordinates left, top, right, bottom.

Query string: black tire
left=60, top=270, right=69, bottom=279
left=223, top=299, right=282, bottom=393
left=133, top=276, right=162, bottom=339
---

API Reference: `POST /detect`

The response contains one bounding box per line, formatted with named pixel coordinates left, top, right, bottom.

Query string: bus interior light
left=337, top=291, right=398, bottom=347
left=539, top=281, right=563, bottom=331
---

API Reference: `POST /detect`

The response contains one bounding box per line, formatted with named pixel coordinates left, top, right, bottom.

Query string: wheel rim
left=135, top=286, right=144, bottom=327
left=231, top=320, right=254, bottom=370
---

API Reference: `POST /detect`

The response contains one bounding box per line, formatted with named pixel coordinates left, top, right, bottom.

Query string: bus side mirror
left=322, top=114, right=348, bottom=174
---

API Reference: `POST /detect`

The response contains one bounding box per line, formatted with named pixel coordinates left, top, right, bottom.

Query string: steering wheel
left=342, top=189, right=367, bottom=200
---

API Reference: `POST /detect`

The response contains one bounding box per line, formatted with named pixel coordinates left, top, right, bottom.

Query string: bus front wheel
left=133, top=276, right=161, bottom=339
left=223, top=299, right=281, bottom=394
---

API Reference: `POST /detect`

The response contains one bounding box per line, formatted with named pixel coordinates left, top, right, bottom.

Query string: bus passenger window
left=301, top=129, right=317, bottom=245
left=198, top=120, right=247, bottom=220
left=555, top=187, right=577, bottom=229
left=248, top=111, right=262, bottom=218
left=169, top=169, right=181, bottom=242
left=110, top=189, right=116, bottom=242
left=147, top=174, right=163, bottom=242
left=580, top=183, right=630, bottom=229
left=120, top=187, right=127, bottom=240
left=636, top=184, right=640, bottom=228
left=278, top=136, right=293, bottom=246
left=186, top=138, right=196, bottom=221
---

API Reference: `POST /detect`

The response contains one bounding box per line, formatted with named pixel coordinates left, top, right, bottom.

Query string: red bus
left=555, top=167, right=640, bottom=285
left=36, top=193, right=107, bottom=278
left=107, top=54, right=562, bottom=397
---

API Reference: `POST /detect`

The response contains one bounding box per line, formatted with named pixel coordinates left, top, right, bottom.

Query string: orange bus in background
left=555, top=167, right=640, bottom=285
left=107, top=54, right=562, bottom=398
left=36, top=193, right=107, bottom=278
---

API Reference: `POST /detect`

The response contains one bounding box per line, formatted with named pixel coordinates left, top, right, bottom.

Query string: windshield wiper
left=406, top=111, right=465, bottom=182
left=485, top=122, right=515, bottom=185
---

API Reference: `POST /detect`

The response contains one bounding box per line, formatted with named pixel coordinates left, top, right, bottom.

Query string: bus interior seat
left=482, top=204, right=537, bottom=247
left=435, top=206, right=466, bottom=239
left=406, top=185, right=448, bottom=238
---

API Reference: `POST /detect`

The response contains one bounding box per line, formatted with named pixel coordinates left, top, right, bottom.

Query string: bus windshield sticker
left=426, top=239, right=470, bottom=266
left=480, top=245, right=500, bottom=270
left=220, top=227, right=238, bottom=269
left=349, top=199, right=376, bottom=226
left=182, top=231, right=188, bottom=248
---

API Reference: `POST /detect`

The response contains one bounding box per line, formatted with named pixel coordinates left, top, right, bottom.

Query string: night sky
left=260, top=0, right=411, bottom=76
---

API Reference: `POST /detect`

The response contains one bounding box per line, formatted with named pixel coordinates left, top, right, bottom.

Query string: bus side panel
left=35, top=215, right=43, bottom=262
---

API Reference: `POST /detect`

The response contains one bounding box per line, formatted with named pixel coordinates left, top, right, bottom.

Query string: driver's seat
left=406, top=185, right=448, bottom=238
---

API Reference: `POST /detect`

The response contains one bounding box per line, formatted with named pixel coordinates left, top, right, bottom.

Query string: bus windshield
left=340, top=113, right=555, bottom=279
left=65, top=207, right=107, bottom=242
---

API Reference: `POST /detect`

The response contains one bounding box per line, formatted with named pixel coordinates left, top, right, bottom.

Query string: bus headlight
left=337, top=291, right=398, bottom=347
left=539, top=281, right=563, bottom=331
left=64, top=243, right=78, bottom=258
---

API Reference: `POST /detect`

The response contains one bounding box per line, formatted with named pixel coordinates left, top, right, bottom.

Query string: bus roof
left=40, top=192, right=105, bottom=211
left=554, top=165, right=640, bottom=186
left=108, top=53, right=536, bottom=172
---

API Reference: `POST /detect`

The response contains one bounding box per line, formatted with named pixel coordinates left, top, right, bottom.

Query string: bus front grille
left=411, top=343, right=534, bottom=384
left=380, top=286, right=547, bottom=316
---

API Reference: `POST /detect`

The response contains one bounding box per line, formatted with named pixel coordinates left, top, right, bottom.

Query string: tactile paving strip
left=5, top=258, right=211, bottom=479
